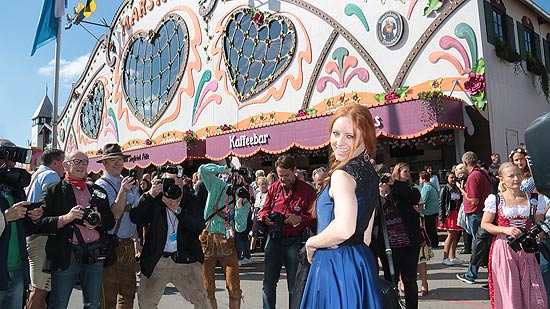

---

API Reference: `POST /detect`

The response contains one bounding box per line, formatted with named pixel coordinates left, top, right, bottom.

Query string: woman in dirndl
left=481, top=162, right=547, bottom=308
left=439, top=171, right=464, bottom=266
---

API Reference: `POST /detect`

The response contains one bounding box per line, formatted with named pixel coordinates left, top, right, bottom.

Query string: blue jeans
left=0, top=268, right=24, bottom=309
left=49, top=253, right=103, bottom=309
left=235, top=231, right=251, bottom=260
left=465, top=212, right=482, bottom=280
left=262, top=234, right=302, bottom=309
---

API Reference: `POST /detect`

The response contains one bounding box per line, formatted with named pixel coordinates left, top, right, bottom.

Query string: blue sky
left=1, top=0, right=549, bottom=149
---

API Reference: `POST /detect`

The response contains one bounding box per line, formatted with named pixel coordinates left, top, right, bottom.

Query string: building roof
left=520, top=0, right=550, bottom=24
left=32, top=94, right=53, bottom=120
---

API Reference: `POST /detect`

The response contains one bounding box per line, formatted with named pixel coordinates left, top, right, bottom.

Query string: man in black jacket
left=39, top=150, right=115, bottom=308
left=130, top=167, right=209, bottom=308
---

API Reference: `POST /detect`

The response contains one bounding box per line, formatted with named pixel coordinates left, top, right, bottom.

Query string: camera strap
left=25, top=169, right=47, bottom=197
left=529, top=193, right=538, bottom=225
left=204, top=190, right=226, bottom=230
left=73, top=224, right=93, bottom=254
left=100, top=177, right=124, bottom=235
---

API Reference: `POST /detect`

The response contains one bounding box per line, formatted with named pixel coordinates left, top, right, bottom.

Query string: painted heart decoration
left=80, top=81, right=104, bottom=139
left=122, top=14, right=189, bottom=127
left=223, top=8, right=296, bottom=102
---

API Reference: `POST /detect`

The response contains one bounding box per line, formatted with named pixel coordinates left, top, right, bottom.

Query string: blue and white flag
left=31, top=0, right=66, bottom=56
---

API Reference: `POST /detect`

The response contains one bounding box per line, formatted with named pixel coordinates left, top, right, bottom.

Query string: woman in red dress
left=438, top=171, right=463, bottom=266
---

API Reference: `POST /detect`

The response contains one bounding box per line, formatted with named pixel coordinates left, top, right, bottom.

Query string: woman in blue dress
left=300, top=105, right=383, bottom=308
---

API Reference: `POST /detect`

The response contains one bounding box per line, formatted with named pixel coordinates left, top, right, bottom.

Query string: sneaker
left=451, top=257, right=464, bottom=264
left=459, top=249, right=471, bottom=254
left=456, top=274, right=475, bottom=284
left=442, top=258, right=454, bottom=266
left=238, top=259, right=243, bottom=266
left=241, top=258, right=252, bottom=265
left=481, top=284, right=489, bottom=290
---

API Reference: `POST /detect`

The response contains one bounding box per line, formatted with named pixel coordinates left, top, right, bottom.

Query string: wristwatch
left=174, top=207, right=182, bottom=216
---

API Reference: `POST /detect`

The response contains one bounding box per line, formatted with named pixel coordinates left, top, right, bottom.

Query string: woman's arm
left=305, top=170, right=357, bottom=262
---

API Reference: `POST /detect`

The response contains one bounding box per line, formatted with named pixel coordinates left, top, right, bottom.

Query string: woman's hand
left=305, top=239, right=317, bottom=264
left=503, top=226, right=522, bottom=238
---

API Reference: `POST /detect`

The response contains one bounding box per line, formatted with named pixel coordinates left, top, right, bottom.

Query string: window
left=80, top=81, right=105, bottom=139
left=492, top=10, right=505, bottom=41
left=524, top=30, right=534, bottom=55
left=484, top=0, right=515, bottom=48
left=517, top=17, right=541, bottom=61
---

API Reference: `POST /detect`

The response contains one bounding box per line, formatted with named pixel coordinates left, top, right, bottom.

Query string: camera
left=0, top=144, right=33, bottom=190
left=158, top=164, right=183, bottom=178
left=380, top=174, right=390, bottom=184
left=129, top=169, right=137, bottom=179
left=267, top=212, right=286, bottom=239
left=231, top=167, right=255, bottom=181
left=226, top=184, right=249, bottom=199
left=0, top=145, right=33, bottom=164
left=27, top=202, right=42, bottom=211
left=163, top=178, right=182, bottom=199
left=75, top=190, right=105, bottom=226
left=507, top=221, right=550, bottom=259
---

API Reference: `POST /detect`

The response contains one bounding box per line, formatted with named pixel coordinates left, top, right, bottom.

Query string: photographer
left=95, top=143, right=140, bottom=309
left=0, top=139, right=42, bottom=309
left=130, top=165, right=209, bottom=308
left=38, top=150, right=115, bottom=308
left=258, top=155, right=316, bottom=309
left=480, top=162, right=547, bottom=308
left=198, top=162, right=251, bottom=309
left=26, top=148, right=65, bottom=309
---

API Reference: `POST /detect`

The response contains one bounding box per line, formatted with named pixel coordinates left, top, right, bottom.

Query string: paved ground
left=69, top=241, right=492, bottom=308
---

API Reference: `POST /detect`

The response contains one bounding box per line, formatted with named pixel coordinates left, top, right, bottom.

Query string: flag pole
left=52, top=16, right=62, bottom=149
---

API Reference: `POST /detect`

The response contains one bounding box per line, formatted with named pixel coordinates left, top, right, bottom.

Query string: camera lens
left=85, top=211, right=101, bottom=226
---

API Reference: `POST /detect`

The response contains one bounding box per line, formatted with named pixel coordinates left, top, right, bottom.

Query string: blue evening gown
left=300, top=156, right=383, bottom=308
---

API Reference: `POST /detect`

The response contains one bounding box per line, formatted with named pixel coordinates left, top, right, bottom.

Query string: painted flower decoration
left=374, top=86, right=409, bottom=103
left=384, top=91, right=399, bottom=101
left=253, top=11, right=265, bottom=25
left=217, top=124, right=236, bottom=132
left=183, top=129, right=197, bottom=142
left=145, top=138, right=154, bottom=146
left=72, top=91, right=80, bottom=100
left=464, top=73, right=485, bottom=96
left=464, top=58, right=487, bottom=109
left=290, top=108, right=317, bottom=119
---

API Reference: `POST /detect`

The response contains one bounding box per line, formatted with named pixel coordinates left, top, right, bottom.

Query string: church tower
left=31, top=94, right=53, bottom=149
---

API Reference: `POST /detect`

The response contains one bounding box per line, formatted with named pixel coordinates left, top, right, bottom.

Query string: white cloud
left=38, top=54, right=90, bottom=84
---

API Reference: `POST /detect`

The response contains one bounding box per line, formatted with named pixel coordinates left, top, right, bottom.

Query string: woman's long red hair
left=311, top=105, right=377, bottom=217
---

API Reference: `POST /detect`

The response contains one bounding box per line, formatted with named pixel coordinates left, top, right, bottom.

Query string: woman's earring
left=363, top=150, right=370, bottom=161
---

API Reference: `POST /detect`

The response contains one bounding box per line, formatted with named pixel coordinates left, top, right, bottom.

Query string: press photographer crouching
left=130, top=164, right=210, bottom=308
left=38, top=150, right=115, bottom=309
left=0, top=139, right=43, bottom=308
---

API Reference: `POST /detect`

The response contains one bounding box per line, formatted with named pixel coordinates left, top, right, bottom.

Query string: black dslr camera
left=226, top=166, right=254, bottom=199
left=267, top=212, right=286, bottom=239
left=162, top=178, right=182, bottom=199
left=75, top=190, right=105, bottom=226
left=507, top=221, right=550, bottom=259
left=158, top=164, right=183, bottom=199
left=0, top=145, right=33, bottom=190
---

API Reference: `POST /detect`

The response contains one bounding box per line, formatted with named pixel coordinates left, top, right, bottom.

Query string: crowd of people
left=1, top=104, right=550, bottom=309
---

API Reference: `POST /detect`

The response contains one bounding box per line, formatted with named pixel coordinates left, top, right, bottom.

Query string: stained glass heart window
left=223, top=8, right=296, bottom=102
left=80, top=81, right=104, bottom=139
left=122, top=14, right=189, bottom=127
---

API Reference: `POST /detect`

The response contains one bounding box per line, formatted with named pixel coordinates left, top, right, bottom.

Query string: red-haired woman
left=300, top=105, right=383, bottom=308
